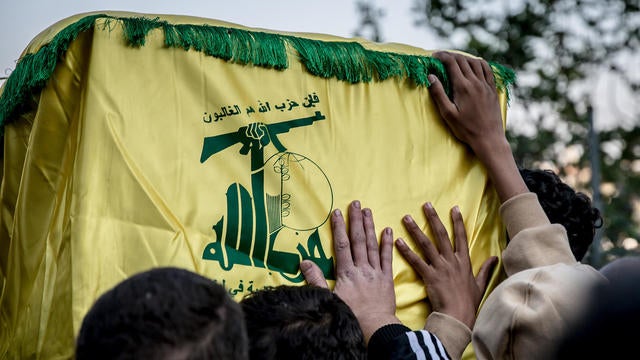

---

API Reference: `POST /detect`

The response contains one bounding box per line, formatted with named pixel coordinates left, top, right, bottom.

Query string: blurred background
left=1, top=0, right=638, bottom=268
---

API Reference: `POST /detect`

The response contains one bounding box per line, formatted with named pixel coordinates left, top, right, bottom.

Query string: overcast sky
left=1, top=1, right=636, bottom=130
left=0, top=0, right=442, bottom=80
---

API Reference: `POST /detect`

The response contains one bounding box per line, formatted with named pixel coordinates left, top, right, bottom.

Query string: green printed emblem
left=200, top=111, right=335, bottom=282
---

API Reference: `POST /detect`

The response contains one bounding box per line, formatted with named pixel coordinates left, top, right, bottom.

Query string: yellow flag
left=0, top=11, right=513, bottom=359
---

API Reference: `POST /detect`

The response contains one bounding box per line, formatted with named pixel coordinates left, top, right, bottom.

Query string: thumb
left=428, top=74, right=457, bottom=122
left=300, top=260, right=329, bottom=288
left=475, top=256, right=499, bottom=295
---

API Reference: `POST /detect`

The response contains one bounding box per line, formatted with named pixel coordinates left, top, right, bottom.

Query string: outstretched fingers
left=348, top=201, right=369, bottom=266
left=331, top=208, right=354, bottom=271
left=433, top=51, right=464, bottom=83
left=480, top=60, right=496, bottom=88
left=395, top=238, right=431, bottom=280
left=402, top=214, right=440, bottom=265
left=423, top=203, right=455, bottom=261
left=450, top=205, right=497, bottom=297
left=428, top=73, right=458, bottom=123
left=362, top=208, right=381, bottom=269
left=451, top=206, right=469, bottom=258
left=300, top=260, right=329, bottom=288
left=333, top=201, right=387, bottom=275
left=328, top=202, right=400, bottom=343
left=454, top=53, right=476, bottom=79
left=468, top=58, right=485, bottom=80
left=380, top=227, right=394, bottom=276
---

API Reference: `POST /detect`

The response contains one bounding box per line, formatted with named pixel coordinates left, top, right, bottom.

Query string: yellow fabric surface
left=0, top=12, right=508, bottom=359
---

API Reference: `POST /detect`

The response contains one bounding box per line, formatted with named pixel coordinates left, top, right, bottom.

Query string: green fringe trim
left=0, top=14, right=516, bottom=130
left=0, top=14, right=103, bottom=129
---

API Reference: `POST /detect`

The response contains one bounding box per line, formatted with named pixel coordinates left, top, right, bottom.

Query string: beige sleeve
left=425, top=312, right=471, bottom=360
left=499, top=192, right=550, bottom=237
left=499, top=192, right=577, bottom=276
left=473, top=192, right=603, bottom=359
left=472, top=264, right=607, bottom=360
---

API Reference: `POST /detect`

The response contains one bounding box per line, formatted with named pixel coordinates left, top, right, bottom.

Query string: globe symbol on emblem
left=264, top=151, right=333, bottom=233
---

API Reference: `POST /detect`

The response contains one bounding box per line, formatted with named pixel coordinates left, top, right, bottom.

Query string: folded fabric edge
left=0, top=14, right=517, bottom=131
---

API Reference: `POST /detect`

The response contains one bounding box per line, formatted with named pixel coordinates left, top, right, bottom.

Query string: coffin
left=0, top=11, right=514, bottom=359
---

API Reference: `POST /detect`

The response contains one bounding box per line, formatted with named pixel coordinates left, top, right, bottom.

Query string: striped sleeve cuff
left=368, top=325, right=451, bottom=360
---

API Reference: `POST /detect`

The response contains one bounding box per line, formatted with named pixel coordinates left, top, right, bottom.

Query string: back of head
left=598, top=256, right=640, bottom=281
left=554, top=259, right=640, bottom=358
left=240, top=285, right=366, bottom=360
left=519, top=168, right=602, bottom=261
left=76, top=267, right=248, bottom=360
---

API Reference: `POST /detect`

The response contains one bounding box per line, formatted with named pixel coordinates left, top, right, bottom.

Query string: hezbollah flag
left=0, top=11, right=514, bottom=359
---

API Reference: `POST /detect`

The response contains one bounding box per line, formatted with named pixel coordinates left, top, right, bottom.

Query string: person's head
left=519, top=168, right=602, bottom=261
left=240, top=285, right=366, bottom=360
left=554, top=259, right=640, bottom=358
left=75, top=267, right=248, bottom=360
left=598, top=256, right=640, bottom=280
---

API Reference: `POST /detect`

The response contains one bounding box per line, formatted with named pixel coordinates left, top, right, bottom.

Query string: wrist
left=439, top=306, right=476, bottom=330
left=358, top=314, right=403, bottom=344
left=471, top=136, right=512, bottom=164
left=472, top=139, right=529, bottom=203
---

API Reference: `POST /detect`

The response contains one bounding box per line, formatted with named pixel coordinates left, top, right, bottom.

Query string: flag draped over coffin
left=0, top=11, right=514, bottom=359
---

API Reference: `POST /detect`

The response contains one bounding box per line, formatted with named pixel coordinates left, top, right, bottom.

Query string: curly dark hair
left=240, top=285, right=366, bottom=360
left=519, top=168, right=603, bottom=261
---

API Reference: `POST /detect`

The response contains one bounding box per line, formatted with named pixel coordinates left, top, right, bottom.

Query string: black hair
left=240, top=285, right=366, bottom=360
left=554, top=263, right=640, bottom=358
left=519, top=168, right=603, bottom=261
left=75, top=267, right=248, bottom=360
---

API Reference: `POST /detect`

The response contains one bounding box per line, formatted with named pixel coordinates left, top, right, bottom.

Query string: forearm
left=500, top=193, right=577, bottom=273
left=472, top=137, right=528, bottom=204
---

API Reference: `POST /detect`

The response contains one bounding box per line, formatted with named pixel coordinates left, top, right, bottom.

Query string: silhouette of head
left=554, top=259, right=640, bottom=358
left=76, top=267, right=248, bottom=360
left=240, top=285, right=366, bottom=360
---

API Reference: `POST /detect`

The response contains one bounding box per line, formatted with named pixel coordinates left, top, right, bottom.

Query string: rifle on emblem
left=200, top=110, right=333, bottom=280
left=200, top=111, right=326, bottom=163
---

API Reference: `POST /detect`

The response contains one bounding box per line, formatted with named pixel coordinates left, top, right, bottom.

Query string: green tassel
left=0, top=14, right=516, bottom=131
left=121, top=16, right=164, bottom=47
left=489, top=61, right=517, bottom=102
left=365, top=50, right=403, bottom=81
left=0, top=14, right=104, bottom=129
left=250, top=31, right=288, bottom=69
